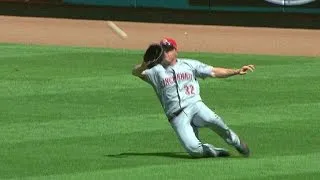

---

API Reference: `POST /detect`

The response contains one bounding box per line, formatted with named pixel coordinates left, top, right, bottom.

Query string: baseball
left=107, top=21, right=128, bottom=39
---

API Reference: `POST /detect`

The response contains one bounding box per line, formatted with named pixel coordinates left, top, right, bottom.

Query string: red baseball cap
left=160, top=37, right=178, bottom=50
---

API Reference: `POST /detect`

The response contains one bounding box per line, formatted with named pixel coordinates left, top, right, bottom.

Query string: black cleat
left=214, top=147, right=231, bottom=157
left=235, top=140, right=250, bottom=157
left=203, top=144, right=230, bottom=157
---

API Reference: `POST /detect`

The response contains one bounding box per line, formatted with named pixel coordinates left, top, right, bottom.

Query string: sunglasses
left=160, top=41, right=177, bottom=52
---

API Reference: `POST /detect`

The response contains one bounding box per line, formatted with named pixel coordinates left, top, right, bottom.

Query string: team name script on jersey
left=161, top=72, right=193, bottom=87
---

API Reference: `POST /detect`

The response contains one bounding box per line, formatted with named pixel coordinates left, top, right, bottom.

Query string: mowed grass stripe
left=10, top=153, right=320, bottom=180
left=1, top=120, right=319, bottom=178
left=0, top=102, right=318, bottom=143
left=0, top=43, right=144, bottom=55
left=0, top=44, right=319, bottom=179
left=0, top=114, right=167, bottom=143
left=0, top=75, right=148, bottom=98
left=0, top=52, right=74, bottom=58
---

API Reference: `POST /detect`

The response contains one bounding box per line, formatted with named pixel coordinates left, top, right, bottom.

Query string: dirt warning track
left=1, top=15, right=319, bottom=56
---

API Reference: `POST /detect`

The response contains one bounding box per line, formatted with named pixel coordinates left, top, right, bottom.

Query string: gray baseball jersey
left=144, top=58, right=213, bottom=119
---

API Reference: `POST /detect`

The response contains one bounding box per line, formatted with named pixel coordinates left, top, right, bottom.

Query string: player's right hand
left=239, top=65, right=255, bottom=75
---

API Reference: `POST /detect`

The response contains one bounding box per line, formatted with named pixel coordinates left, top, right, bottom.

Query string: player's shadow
left=106, top=152, right=192, bottom=159
left=106, top=152, right=233, bottom=159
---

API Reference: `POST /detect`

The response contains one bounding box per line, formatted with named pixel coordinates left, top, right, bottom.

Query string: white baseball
left=107, top=21, right=128, bottom=39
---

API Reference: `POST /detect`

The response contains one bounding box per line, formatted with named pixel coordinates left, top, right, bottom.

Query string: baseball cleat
left=203, top=143, right=230, bottom=157
left=235, top=140, right=250, bottom=157
left=213, top=147, right=231, bottom=157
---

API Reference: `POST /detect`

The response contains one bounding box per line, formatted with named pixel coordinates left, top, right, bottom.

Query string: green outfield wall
left=63, top=0, right=320, bottom=14
left=0, top=0, right=319, bottom=29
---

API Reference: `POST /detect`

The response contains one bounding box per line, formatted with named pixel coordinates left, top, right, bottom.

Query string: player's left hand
left=239, top=65, right=255, bottom=75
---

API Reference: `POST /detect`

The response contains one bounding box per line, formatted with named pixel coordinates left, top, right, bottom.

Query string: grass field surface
left=0, top=44, right=319, bottom=180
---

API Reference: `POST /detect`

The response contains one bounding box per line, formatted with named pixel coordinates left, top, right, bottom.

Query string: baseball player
left=132, top=38, right=254, bottom=158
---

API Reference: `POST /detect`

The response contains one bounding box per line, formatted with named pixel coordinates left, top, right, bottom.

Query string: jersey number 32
left=184, top=84, right=195, bottom=95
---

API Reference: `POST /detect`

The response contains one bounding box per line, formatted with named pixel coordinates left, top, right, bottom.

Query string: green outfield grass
left=0, top=43, right=319, bottom=180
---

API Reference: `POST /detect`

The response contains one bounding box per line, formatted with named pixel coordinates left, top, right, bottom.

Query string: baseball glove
left=143, top=43, right=164, bottom=68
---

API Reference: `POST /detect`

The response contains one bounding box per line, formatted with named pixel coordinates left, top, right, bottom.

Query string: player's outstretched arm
left=132, top=62, right=148, bottom=80
left=212, top=65, right=255, bottom=78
